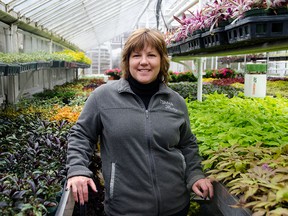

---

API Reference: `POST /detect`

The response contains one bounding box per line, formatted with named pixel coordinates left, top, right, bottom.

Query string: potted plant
left=203, top=0, right=234, bottom=31
left=104, top=68, right=122, bottom=80
left=242, top=0, right=270, bottom=17
left=227, top=0, right=253, bottom=23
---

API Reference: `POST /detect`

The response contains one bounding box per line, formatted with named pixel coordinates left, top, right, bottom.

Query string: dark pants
left=168, top=203, right=190, bottom=216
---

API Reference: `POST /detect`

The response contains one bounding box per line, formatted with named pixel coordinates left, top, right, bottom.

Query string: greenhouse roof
left=0, top=0, right=198, bottom=51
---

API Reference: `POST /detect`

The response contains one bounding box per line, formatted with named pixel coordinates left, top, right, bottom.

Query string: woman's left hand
left=192, top=178, right=214, bottom=199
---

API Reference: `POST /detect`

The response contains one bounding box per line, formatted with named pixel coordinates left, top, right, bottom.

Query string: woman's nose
left=140, top=56, right=148, bottom=65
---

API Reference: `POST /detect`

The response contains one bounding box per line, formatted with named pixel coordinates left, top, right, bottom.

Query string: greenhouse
left=0, top=0, right=287, bottom=216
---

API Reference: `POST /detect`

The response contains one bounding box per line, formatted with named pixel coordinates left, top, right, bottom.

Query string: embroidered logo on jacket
left=160, top=99, right=179, bottom=113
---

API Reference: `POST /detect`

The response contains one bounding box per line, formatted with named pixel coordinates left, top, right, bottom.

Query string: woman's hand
left=66, top=176, right=97, bottom=205
left=192, top=178, right=214, bottom=199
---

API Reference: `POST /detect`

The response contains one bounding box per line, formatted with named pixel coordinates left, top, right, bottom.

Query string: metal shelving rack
left=170, top=38, right=288, bottom=101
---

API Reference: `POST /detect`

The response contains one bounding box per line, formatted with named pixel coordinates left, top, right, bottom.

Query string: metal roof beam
left=18, top=0, right=51, bottom=16
left=36, top=1, right=83, bottom=25
left=43, top=2, right=102, bottom=29
left=52, top=6, right=121, bottom=33
left=7, top=0, right=27, bottom=11
left=28, top=0, right=71, bottom=20
left=54, top=0, right=140, bottom=34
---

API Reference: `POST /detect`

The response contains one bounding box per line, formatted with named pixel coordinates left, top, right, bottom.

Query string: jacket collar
left=117, top=78, right=170, bottom=95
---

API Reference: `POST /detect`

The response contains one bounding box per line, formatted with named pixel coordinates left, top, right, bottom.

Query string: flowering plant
left=104, top=68, right=122, bottom=79
left=169, top=71, right=197, bottom=82
left=204, top=68, right=236, bottom=78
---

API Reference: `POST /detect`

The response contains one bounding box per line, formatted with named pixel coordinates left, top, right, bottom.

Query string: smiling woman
left=66, top=27, right=213, bottom=216
left=121, top=28, right=170, bottom=84
left=129, top=45, right=161, bottom=84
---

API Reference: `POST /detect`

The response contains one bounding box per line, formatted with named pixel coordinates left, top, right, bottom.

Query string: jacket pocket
left=109, top=162, right=116, bottom=199
left=176, top=149, right=186, bottom=174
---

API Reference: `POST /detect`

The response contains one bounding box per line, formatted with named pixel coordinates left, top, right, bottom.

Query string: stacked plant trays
left=225, top=14, right=288, bottom=45
left=202, top=26, right=229, bottom=51
left=167, top=14, right=288, bottom=56
left=167, top=41, right=182, bottom=56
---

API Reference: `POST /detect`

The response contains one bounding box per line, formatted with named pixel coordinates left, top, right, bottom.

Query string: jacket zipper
left=145, top=109, right=161, bottom=215
left=132, top=92, right=162, bottom=214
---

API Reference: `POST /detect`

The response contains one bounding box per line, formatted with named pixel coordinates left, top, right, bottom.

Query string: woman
left=66, top=28, right=213, bottom=216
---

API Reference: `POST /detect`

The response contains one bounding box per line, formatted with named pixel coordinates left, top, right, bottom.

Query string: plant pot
left=225, top=15, right=288, bottom=44
left=269, top=7, right=288, bottom=15
left=44, top=200, right=58, bottom=216
left=218, top=20, right=230, bottom=28
left=244, top=8, right=269, bottom=18
left=202, top=27, right=228, bottom=49
left=167, top=41, right=182, bottom=56
left=0, top=63, right=7, bottom=76
left=180, top=33, right=204, bottom=54
left=6, top=64, right=20, bottom=75
left=108, top=76, right=120, bottom=80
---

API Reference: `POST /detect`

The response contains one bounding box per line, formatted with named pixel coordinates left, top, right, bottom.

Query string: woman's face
left=129, top=44, right=161, bottom=84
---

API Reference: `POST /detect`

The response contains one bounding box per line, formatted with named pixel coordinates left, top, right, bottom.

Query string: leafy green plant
left=0, top=78, right=106, bottom=215
left=187, top=93, right=288, bottom=154
left=202, top=144, right=288, bottom=215
left=266, top=80, right=288, bottom=98
left=246, top=63, right=267, bottom=74
left=169, top=71, right=197, bottom=82
left=0, top=50, right=91, bottom=65
left=169, top=82, right=242, bottom=100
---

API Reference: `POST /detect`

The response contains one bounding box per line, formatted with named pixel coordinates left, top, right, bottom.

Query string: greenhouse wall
left=3, top=68, right=77, bottom=104
left=0, top=21, right=67, bottom=53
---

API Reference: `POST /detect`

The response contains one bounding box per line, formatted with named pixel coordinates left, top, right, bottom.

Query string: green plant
left=187, top=93, right=288, bottom=154
left=169, top=71, right=197, bottom=82
left=266, top=80, right=288, bottom=98
left=0, top=78, right=106, bottom=215
left=246, top=63, right=267, bottom=74
left=16, top=202, right=47, bottom=216
left=202, top=144, right=288, bottom=215
left=168, top=82, right=242, bottom=100
left=0, top=50, right=91, bottom=65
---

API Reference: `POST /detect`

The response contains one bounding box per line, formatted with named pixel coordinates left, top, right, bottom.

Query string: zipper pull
left=145, top=110, right=149, bottom=118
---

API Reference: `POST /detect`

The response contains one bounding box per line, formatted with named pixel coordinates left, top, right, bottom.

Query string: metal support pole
left=98, top=46, right=101, bottom=74
left=197, top=58, right=203, bottom=102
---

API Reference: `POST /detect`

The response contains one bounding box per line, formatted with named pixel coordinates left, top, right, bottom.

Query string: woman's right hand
left=66, top=176, right=98, bottom=205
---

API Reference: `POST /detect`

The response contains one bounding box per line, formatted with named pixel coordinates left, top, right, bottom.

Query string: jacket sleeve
left=177, top=97, right=205, bottom=191
left=66, top=91, right=102, bottom=179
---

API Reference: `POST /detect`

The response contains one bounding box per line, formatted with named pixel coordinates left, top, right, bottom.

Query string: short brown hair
left=121, top=28, right=170, bottom=84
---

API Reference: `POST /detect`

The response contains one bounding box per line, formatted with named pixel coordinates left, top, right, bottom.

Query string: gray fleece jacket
left=66, top=78, right=205, bottom=216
